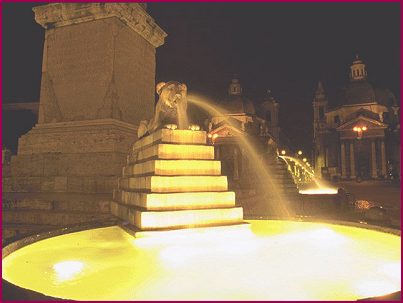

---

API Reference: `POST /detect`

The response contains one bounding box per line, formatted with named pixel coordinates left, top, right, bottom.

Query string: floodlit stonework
left=111, top=128, right=244, bottom=230
left=33, top=3, right=166, bottom=124
left=313, top=56, right=400, bottom=181
left=3, top=3, right=166, bottom=239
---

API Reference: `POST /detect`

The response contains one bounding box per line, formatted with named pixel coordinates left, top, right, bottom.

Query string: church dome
left=342, top=55, right=379, bottom=105
left=343, top=80, right=376, bottom=105
left=220, top=95, right=256, bottom=115
left=220, top=78, right=255, bottom=115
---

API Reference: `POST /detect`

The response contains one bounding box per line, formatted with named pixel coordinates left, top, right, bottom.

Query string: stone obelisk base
left=2, top=119, right=137, bottom=240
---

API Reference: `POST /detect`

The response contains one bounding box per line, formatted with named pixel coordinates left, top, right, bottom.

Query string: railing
left=278, top=155, right=315, bottom=186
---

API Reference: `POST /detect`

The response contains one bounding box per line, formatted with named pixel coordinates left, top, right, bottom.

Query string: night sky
left=2, top=2, right=400, bottom=153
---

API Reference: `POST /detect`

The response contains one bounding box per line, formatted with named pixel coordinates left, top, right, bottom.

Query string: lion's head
left=156, top=81, right=187, bottom=109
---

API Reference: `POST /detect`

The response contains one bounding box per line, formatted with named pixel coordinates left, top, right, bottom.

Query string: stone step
left=3, top=223, right=57, bottom=241
left=2, top=193, right=111, bottom=213
left=133, top=129, right=207, bottom=152
left=265, top=162, right=288, bottom=167
left=266, top=169, right=290, bottom=175
left=240, top=168, right=296, bottom=181
left=263, top=177, right=296, bottom=183
left=123, top=159, right=221, bottom=177
left=9, top=152, right=127, bottom=177
left=114, top=190, right=235, bottom=210
left=249, top=168, right=291, bottom=175
left=3, top=176, right=117, bottom=193
left=265, top=182, right=297, bottom=188
left=3, top=199, right=111, bottom=213
left=119, top=176, right=228, bottom=193
left=3, top=209, right=113, bottom=226
left=132, top=222, right=251, bottom=238
left=111, top=202, right=243, bottom=230
left=128, top=143, right=214, bottom=164
left=244, top=184, right=297, bottom=191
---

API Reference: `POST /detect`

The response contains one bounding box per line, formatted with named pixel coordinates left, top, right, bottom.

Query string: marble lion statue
left=138, top=81, right=190, bottom=138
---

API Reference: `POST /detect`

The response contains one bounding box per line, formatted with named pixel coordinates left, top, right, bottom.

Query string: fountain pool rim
left=2, top=218, right=401, bottom=301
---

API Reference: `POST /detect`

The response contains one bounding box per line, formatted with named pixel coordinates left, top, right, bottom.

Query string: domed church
left=313, top=55, right=400, bottom=181
left=207, top=78, right=280, bottom=186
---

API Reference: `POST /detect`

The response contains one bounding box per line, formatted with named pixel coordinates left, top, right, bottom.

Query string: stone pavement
left=337, top=180, right=401, bottom=227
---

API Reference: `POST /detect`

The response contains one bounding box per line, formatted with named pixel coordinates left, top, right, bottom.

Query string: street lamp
left=207, top=133, right=219, bottom=145
left=353, top=125, right=368, bottom=139
left=281, top=150, right=286, bottom=155
left=297, top=150, right=303, bottom=155
left=302, top=158, right=307, bottom=162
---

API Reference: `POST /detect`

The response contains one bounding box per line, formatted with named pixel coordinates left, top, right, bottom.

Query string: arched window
left=266, top=110, right=272, bottom=122
left=319, top=107, right=324, bottom=119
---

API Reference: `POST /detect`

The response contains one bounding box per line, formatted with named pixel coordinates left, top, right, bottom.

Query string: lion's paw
left=137, top=120, right=149, bottom=138
left=188, top=124, right=201, bottom=131
left=164, top=124, right=178, bottom=130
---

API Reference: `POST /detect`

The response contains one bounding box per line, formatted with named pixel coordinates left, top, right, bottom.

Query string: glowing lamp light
left=207, top=133, right=212, bottom=138
left=306, top=163, right=310, bottom=167
left=353, top=125, right=368, bottom=132
left=353, top=125, right=368, bottom=139
left=302, top=158, right=307, bottom=162
left=297, top=150, right=303, bottom=155
left=212, top=134, right=219, bottom=139
left=281, top=150, right=286, bottom=155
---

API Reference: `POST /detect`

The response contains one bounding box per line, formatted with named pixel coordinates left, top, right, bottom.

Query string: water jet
left=2, top=88, right=400, bottom=301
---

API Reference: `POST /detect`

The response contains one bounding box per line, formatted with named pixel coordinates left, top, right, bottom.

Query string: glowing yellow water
left=2, top=220, right=400, bottom=300
left=299, top=188, right=338, bottom=195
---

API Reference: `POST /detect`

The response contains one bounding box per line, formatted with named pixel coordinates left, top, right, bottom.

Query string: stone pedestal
left=3, top=3, right=166, bottom=240
left=33, top=3, right=166, bottom=125
left=111, top=129, right=244, bottom=231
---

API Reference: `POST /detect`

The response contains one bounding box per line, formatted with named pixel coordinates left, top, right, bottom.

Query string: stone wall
left=37, top=5, right=164, bottom=125
left=3, top=3, right=166, bottom=241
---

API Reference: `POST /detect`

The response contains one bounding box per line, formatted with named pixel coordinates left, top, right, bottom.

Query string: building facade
left=206, top=78, right=280, bottom=188
left=313, top=56, right=400, bottom=181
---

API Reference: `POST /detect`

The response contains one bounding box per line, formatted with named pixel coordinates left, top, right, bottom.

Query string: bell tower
left=313, top=81, right=327, bottom=136
left=313, top=81, right=328, bottom=177
left=350, top=54, right=367, bottom=81
left=228, top=78, right=242, bottom=96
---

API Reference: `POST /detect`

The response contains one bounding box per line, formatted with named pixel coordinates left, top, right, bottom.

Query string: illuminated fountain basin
left=2, top=220, right=400, bottom=301
left=299, top=188, right=338, bottom=195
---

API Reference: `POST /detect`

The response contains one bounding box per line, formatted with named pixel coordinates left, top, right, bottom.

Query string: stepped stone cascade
left=111, top=128, right=244, bottom=231
left=240, top=153, right=301, bottom=218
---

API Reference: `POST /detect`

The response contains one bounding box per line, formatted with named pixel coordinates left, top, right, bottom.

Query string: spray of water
left=279, top=155, right=337, bottom=194
left=177, top=100, right=189, bottom=130
left=188, top=92, right=292, bottom=218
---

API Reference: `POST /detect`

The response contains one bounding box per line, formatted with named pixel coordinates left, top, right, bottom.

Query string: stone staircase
left=2, top=191, right=115, bottom=241
left=240, top=154, right=301, bottom=218
left=111, top=129, right=244, bottom=231
left=265, top=155, right=300, bottom=199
